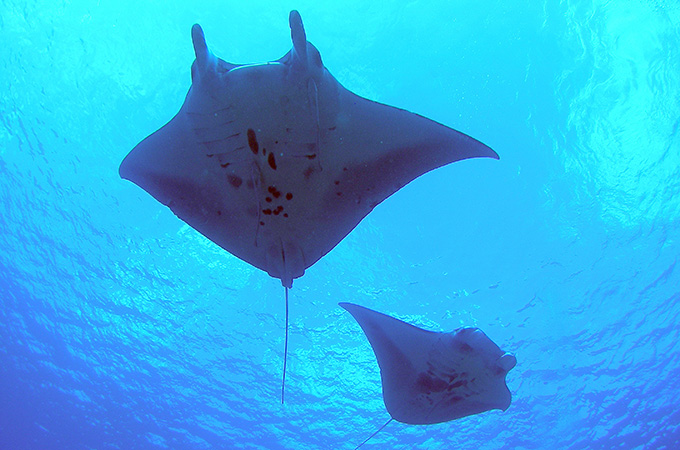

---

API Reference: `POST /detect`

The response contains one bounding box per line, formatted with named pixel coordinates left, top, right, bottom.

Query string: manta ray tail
left=281, top=286, right=290, bottom=404
left=353, top=418, right=394, bottom=449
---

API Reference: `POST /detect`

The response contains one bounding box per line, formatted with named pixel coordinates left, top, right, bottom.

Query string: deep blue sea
left=2, top=0, right=679, bottom=449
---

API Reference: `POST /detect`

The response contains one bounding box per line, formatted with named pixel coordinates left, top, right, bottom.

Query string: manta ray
left=340, top=303, right=516, bottom=448
left=119, top=11, right=498, bottom=401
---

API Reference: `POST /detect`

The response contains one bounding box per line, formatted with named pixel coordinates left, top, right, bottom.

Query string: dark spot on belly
left=217, top=210, right=222, bottom=216
left=227, top=174, right=243, bottom=188
left=266, top=197, right=272, bottom=203
left=220, top=162, right=230, bottom=168
left=283, top=213, right=288, bottom=218
left=268, top=152, right=277, bottom=170
left=305, top=154, right=317, bottom=160
left=415, top=373, right=448, bottom=393
left=459, top=343, right=473, bottom=353
left=268, top=186, right=281, bottom=198
left=303, top=165, right=315, bottom=180
left=273, top=206, right=284, bottom=215
left=285, top=193, right=293, bottom=200
left=334, top=180, right=340, bottom=185
left=262, top=209, right=272, bottom=215
left=328, top=126, right=336, bottom=131
left=247, top=128, right=259, bottom=155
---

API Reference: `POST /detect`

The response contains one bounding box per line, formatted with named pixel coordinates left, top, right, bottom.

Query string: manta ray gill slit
left=262, top=185, right=292, bottom=218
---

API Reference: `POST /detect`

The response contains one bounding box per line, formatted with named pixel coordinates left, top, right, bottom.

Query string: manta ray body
left=341, top=302, right=516, bottom=448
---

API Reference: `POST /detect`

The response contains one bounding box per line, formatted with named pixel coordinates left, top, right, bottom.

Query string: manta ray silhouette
left=340, top=303, right=516, bottom=448
left=119, top=10, right=498, bottom=402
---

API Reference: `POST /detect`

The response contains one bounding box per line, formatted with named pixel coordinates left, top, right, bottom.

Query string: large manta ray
left=119, top=11, right=498, bottom=401
left=120, top=11, right=497, bottom=288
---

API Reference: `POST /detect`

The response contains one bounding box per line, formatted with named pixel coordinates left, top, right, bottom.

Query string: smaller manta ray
left=340, top=302, right=516, bottom=448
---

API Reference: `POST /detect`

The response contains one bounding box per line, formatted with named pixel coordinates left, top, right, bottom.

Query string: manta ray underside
left=119, top=10, right=498, bottom=289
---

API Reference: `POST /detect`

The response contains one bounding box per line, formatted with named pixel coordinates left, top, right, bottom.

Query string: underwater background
left=2, top=0, right=680, bottom=448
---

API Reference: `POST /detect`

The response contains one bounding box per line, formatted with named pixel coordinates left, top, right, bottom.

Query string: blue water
left=1, top=0, right=679, bottom=449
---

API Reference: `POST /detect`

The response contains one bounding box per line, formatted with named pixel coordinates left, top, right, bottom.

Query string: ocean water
left=1, top=0, right=679, bottom=449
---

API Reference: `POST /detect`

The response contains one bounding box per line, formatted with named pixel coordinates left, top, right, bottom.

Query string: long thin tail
left=281, top=286, right=290, bottom=404
left=354, top=418, right=393, bottom=449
